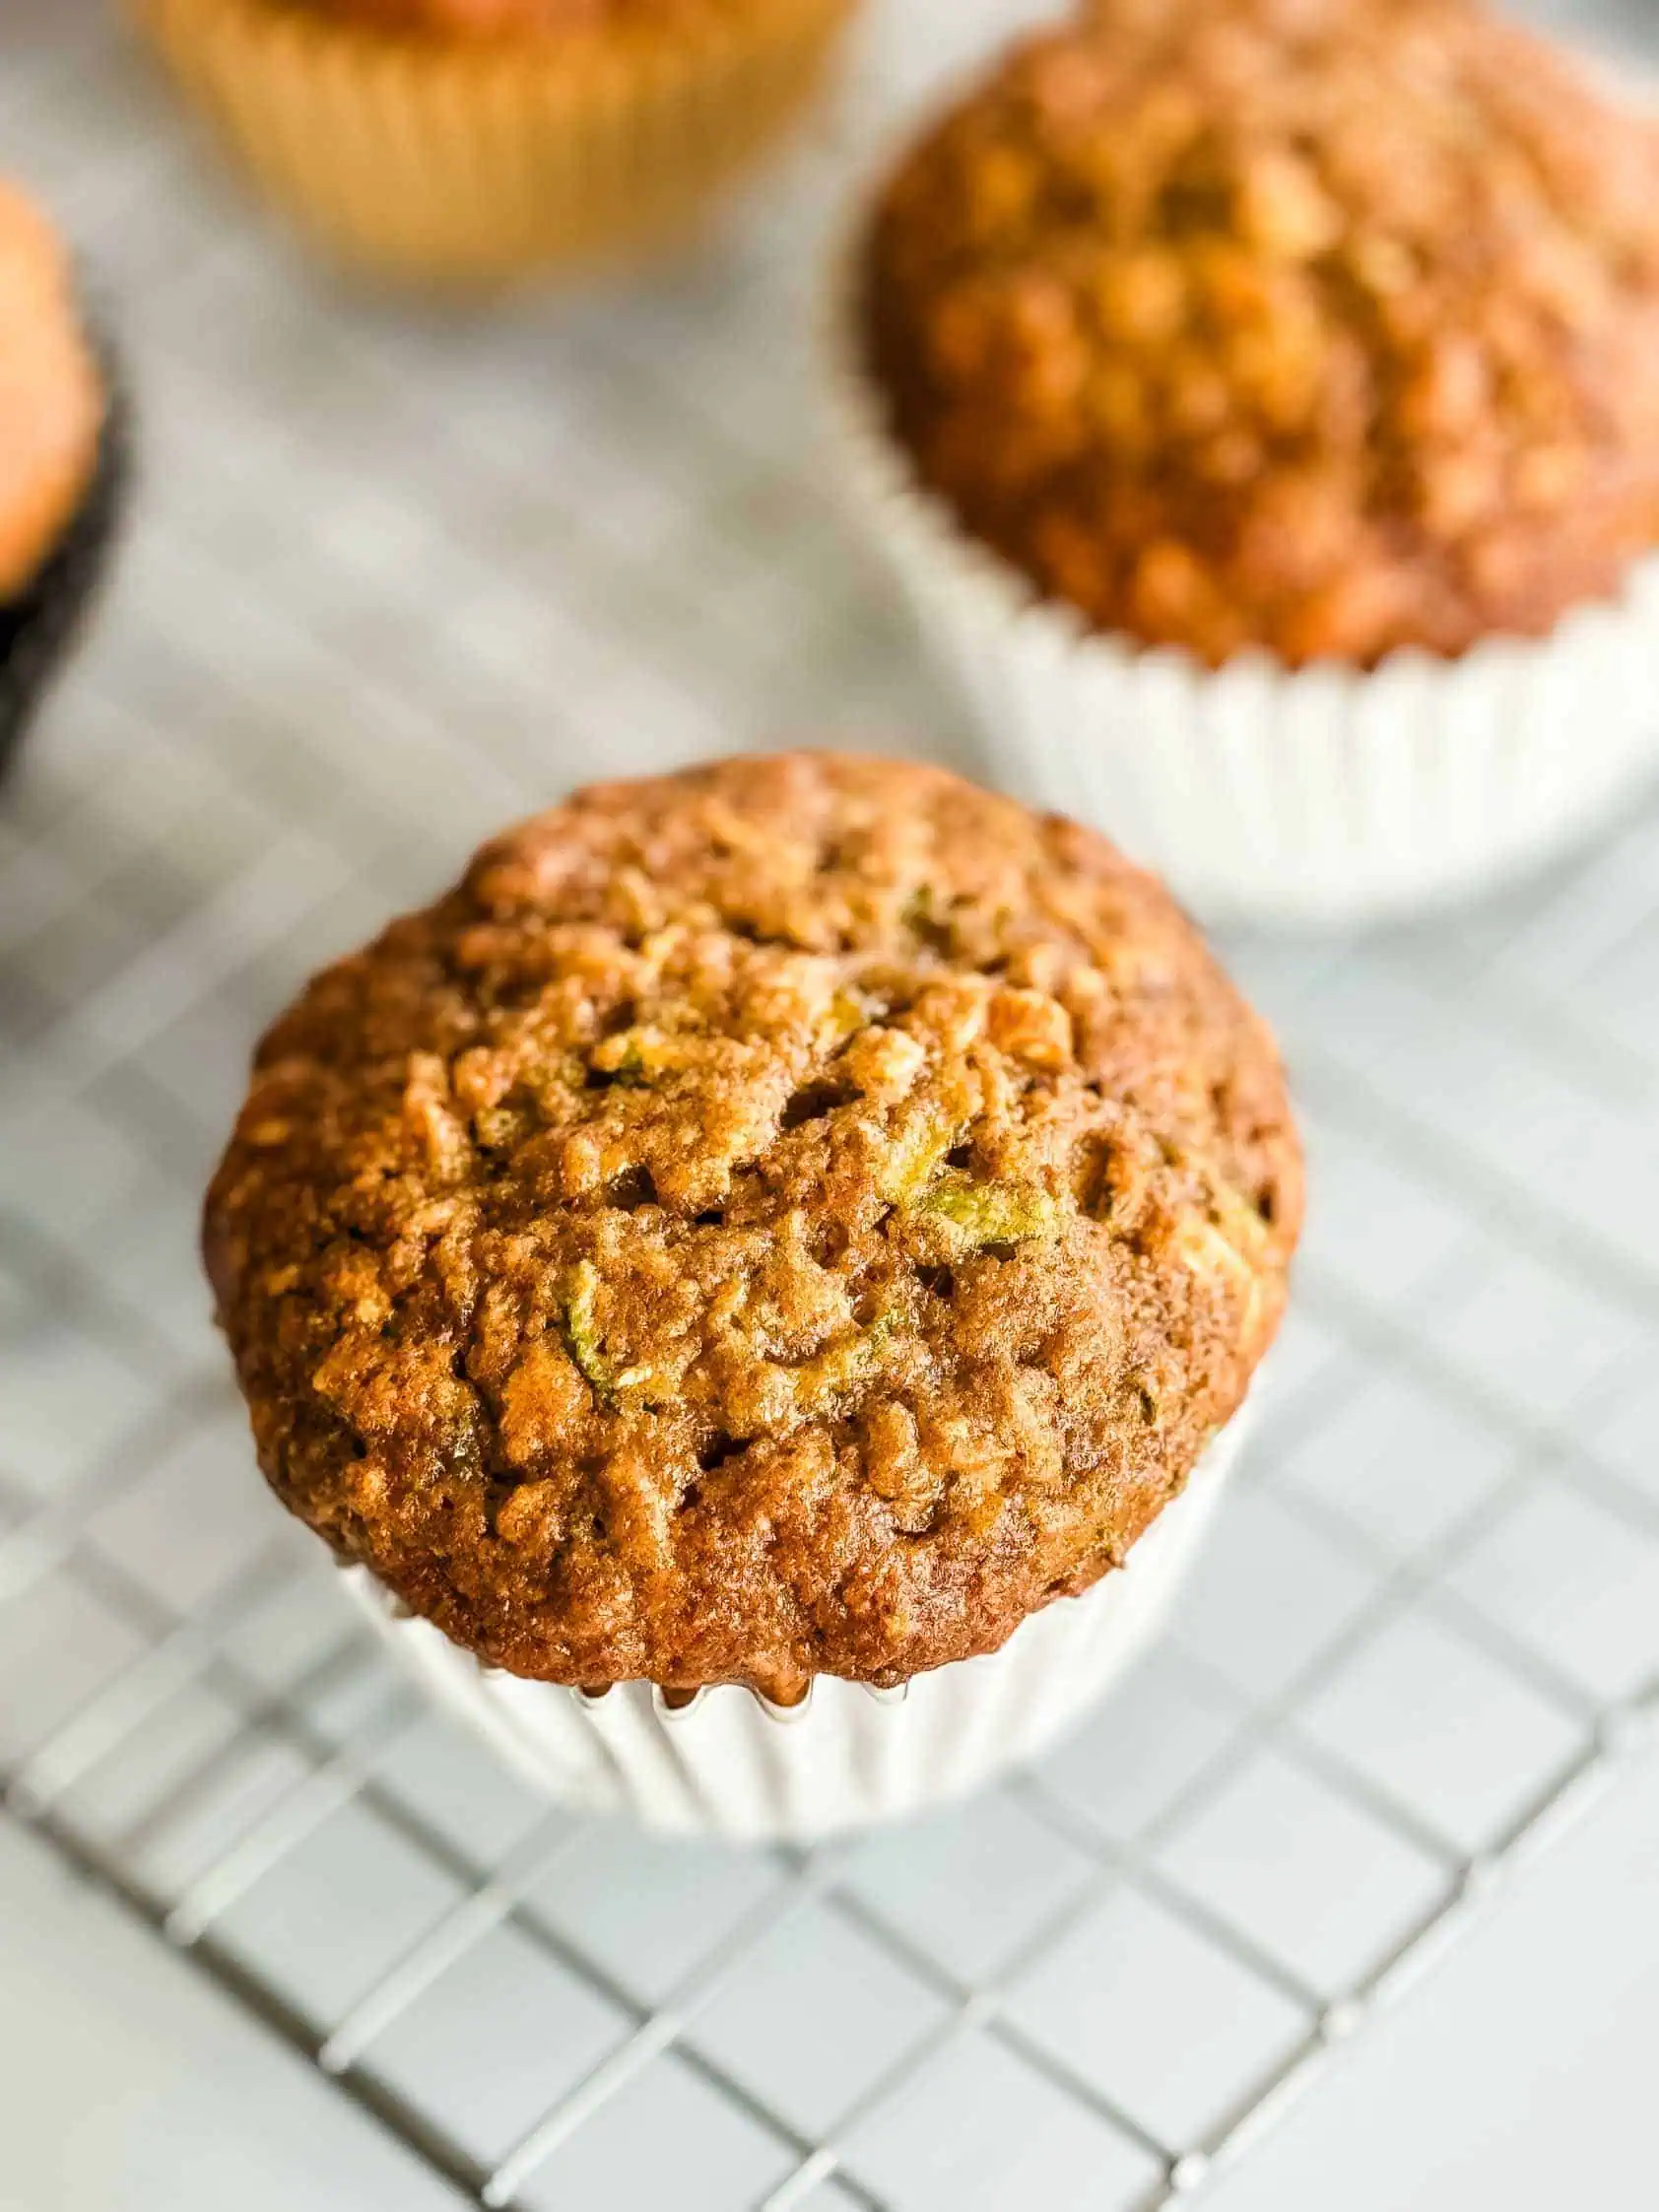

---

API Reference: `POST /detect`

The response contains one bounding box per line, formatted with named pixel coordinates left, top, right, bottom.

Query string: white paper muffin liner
left=340, top=1414, right=1248, bottom=1843
left=818, top=233, right=1659, bottom=929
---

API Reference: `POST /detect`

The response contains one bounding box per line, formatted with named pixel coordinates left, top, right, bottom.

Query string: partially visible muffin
left=862, top=2, right=1659, bottom=667
left=308, top=0, right=743, bottom=33
left=136, top=0, right=859, bottom=286
left=0, top=181, right=103, bottom=606
left=205, top=755, right=1300, bottom=1701
left=0, top=178, right=123, bottom=779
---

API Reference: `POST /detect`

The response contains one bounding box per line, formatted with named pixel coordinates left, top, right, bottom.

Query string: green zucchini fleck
left=914, top=1172, right=1059, bottom=1247
left=563, top=1259, right=616, bottom=1403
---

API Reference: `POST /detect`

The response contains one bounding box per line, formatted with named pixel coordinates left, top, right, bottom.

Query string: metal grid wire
left=4, top=4, right=1659, bottom=2208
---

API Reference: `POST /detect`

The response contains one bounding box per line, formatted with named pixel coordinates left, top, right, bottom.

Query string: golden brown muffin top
left=0, top=179, right=101, bottom=605
left=862, top=3, right=1659, bottom=668
left=1081, top=0, right=1462, bottom=40
left=298, top=0, right=749, bottom=39
left=205, top=755, right=1300, bottom=1699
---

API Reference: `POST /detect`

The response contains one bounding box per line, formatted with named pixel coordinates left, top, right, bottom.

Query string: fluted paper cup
left=133, top=0, right=857, bottom=289
left=340, top=1414, right=1247, bottom=1842
left=819, top=235, right=1659, bottom=930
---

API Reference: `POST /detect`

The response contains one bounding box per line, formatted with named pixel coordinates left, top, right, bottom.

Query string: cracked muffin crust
left=205, top=756, right=1300, bottom=1699
left=861, top=2, right=1659, bottom=668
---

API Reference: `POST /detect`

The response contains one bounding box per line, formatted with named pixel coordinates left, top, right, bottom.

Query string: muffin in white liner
left=206, top=757, right=1298, bottom=1851
left=821, top=293, right=1659, bottom=928
left=818, top=5, right=1659, bottom=929
left=341, top=1410, right=1247, bottom=1843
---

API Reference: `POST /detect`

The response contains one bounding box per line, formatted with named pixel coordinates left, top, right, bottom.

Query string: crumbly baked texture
left=862, top=2, right=1659, bottom=668
left=299, top=0, right=759, bottom=39
left=1082, top=0, right=1460, bottom=40
left=205, top=755, right=1300, bottom=1697
left=0, top=180, right=102, bottom=606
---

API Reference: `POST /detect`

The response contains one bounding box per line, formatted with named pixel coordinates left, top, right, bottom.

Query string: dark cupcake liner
left=0, top=324, right=131, bottom=783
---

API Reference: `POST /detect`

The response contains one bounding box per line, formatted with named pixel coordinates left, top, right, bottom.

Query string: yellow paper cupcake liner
left=133, top=0, right=857, bottom=287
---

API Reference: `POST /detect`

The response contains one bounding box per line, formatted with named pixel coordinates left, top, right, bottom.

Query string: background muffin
left=0, top=179, right=126, bottom=780
left=0, top=182, right=102, bottom=607
left=205, top=755, right=1298, bottom=1817
left=134, top=0, right=860, bottom=287
left=314, top=0, right=765, bottom=31
left=863, top=1, right=1659, bottom=668
left=824, top=0, right=1659, bottom=922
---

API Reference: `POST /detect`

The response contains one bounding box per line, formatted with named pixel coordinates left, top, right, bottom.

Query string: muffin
left=134, top=0, right=859, bottom=288
left=0, top=181, right=126, bottom=781
left=823, top=2, right=1659, bottom=923
left=204, top=753, right=1300, bottom=1835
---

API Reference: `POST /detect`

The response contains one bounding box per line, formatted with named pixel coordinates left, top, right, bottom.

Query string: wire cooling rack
left=4, top=4, right=1659, bottom=2208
